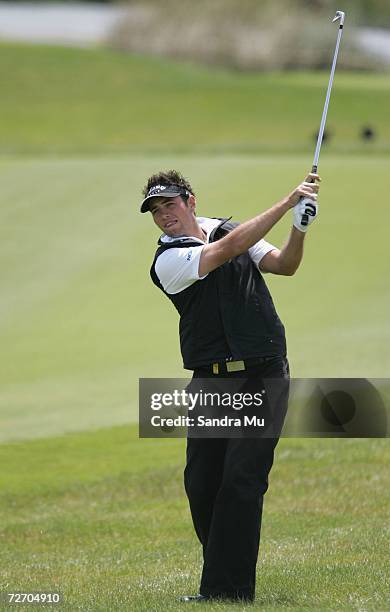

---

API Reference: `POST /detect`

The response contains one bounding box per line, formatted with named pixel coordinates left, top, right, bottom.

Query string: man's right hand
left=284, top=173, right=321, bottom=208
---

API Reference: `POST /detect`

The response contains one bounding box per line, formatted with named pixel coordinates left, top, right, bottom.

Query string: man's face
left=150, top=195, right=196, bottom=237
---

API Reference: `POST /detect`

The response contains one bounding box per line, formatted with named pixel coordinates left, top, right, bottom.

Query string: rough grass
left=0, top=426, right=389, bottom=611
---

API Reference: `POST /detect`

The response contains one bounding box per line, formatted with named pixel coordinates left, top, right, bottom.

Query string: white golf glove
left=293, top=197, right=319, bottom=233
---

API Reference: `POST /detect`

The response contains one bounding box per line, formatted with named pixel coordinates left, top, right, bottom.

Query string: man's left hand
left=293, top=198, right=319, bottom=233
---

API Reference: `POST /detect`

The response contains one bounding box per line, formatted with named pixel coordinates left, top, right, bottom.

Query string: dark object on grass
left=313, top=128, right=330, bottom=145
left=361, top=126, right=375, bottom=141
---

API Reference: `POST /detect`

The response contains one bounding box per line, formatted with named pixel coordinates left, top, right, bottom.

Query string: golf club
left=300, top=9, right=345, bottom=226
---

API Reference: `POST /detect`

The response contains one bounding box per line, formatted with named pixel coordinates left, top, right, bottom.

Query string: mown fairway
left=1, top=154, right=389, bottom=441
left=0, top=42, right=389, bottom=611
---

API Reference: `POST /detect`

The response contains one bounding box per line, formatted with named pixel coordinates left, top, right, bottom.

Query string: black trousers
left=184, top=356, right=290, bottom=601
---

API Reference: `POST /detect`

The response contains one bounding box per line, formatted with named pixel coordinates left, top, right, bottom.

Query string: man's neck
left=180, top=219, right=206, bottom=242
left=192, top=224, right=207, bottom=242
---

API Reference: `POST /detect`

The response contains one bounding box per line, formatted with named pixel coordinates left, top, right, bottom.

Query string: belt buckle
left=226, top=360, right=245, bottom=373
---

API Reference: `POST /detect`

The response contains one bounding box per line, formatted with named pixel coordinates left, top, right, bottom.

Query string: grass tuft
left=0, top=427, right=389, bottom=610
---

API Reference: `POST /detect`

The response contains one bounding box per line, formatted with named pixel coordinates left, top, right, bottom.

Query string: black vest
left=150, top=218, right=286, bottom=370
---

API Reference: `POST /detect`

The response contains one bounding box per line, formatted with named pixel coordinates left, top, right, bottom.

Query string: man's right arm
left=198, top=174, right=320, bottom=277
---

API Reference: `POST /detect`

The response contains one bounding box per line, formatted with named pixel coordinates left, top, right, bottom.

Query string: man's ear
left=188, top=194, right=196, bottom=212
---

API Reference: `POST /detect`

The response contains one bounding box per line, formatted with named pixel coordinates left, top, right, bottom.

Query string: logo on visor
left=148, top=185, right=167, bottom=196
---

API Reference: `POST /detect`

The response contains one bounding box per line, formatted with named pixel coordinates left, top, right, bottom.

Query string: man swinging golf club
left=140, top=9, right=344, bottom=603
left=140, top=168, right=319, bottom=602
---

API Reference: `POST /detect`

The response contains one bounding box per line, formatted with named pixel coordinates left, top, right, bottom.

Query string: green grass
left=0, top=43, right=389, bottom=611
left=1, top=153, right=389, bottom=442
left=0, top=425, right=389, bottom=611
left=1, top=43, right=390, bottom=155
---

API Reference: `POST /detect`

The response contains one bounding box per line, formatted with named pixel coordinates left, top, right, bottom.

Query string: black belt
left=197, top=356, right=278, bottom=375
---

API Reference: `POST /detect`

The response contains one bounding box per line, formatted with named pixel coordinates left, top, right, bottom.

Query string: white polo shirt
left=155, top=217, right=276, bottom=296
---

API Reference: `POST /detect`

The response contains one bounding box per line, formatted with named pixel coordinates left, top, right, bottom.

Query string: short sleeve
left=248, top=239, right=277, bottom=267
left=154, top=246, right=207, bottom=295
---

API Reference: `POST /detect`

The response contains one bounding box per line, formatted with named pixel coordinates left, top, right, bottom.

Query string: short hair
left=142, top=170, right=195, bottom=199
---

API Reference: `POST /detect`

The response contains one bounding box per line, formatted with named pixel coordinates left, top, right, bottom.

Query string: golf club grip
left=301, top=165, right=318, bottom=226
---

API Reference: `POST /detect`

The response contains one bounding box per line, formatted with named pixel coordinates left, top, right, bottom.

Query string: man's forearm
left=198, top=174, right=320, bottom=277
left=277, top=227, right=306, bottom=275
left=223, top=198, right=290, bottom=257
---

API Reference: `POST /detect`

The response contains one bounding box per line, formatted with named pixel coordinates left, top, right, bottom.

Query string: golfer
left=140, top=169, right=320, bottom=602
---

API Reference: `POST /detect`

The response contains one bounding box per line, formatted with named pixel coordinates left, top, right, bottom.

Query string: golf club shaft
left=300, top=11, right=345, bottom=227
left=312, top=20, right=345, bottom=172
